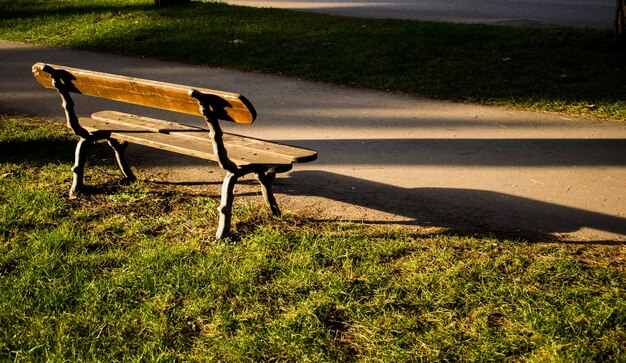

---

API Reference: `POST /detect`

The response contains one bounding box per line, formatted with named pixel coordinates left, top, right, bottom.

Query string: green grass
left=2, top=114, right=626, bottom=361
left=1, top=0, right=626, bottom=121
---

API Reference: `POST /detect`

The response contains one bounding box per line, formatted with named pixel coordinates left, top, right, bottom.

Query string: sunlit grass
left=1, top=114, right=625, bottom=361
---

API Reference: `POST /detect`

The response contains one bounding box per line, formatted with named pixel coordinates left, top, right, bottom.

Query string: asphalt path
left=2, top=40, right=626, bottom=241
left=221, top=0, right=615, bottom=28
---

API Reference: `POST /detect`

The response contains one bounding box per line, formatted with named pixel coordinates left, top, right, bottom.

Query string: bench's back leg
left=107, top=139, right=136, bottom=182
left=70, top=138, right=89, bottom=198
left=216, top=171, right=239, bottom=240
left=256, top=171, right=281, bottom=216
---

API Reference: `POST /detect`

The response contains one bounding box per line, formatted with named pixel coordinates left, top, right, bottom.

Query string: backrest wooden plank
left=32, top=62, right=256, bottom=124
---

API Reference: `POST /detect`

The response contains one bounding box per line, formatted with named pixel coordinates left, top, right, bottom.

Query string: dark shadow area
left=114, top=137, right=626, bottom=169
left=282, top=138, right=626, bottom=167
left=0, top=136, right=115, bottom=167
left=281, top=170, right=626, bottom=242
left=0, top=138, right=77, bottom=165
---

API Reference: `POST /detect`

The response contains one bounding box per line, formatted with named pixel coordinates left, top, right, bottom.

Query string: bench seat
left=85, top=111, right=316, bottom=172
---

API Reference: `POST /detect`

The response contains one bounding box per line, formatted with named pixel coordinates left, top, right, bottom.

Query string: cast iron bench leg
left=216, top=171, right=238, bottom=240
left=70, top=138, right=88, bottom=198
left=107, top=139, right=136, bottom=182
left=257, top=171, right=280, bottom=216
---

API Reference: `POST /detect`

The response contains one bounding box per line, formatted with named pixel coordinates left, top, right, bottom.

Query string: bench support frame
left=190, top=89, right=281, bottom=238
left=44, top=65, right=138, bottom=198
left=45, top=65, right=281, bottom=240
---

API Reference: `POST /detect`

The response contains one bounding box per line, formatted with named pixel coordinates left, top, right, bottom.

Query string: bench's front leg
left=70, top=138, right=89, bottom=198
left=216, top=171, right=239, bottom=240
left=256, top=171, right=280, bottom=216
left=107, top=139, right=136, bottom=182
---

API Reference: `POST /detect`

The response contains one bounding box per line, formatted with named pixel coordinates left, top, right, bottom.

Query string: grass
left=1, top=0, right=626, bottom=121
left=2, top=114, right=626, bottom=361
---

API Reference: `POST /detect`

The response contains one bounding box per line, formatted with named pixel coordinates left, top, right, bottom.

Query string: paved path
left=2, top=40, right=625, bottom=241
left=222, top=0, right=615, bottom=28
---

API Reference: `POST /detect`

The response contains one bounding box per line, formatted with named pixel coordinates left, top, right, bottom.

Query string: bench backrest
left=32, top=62, right=257, bottom=124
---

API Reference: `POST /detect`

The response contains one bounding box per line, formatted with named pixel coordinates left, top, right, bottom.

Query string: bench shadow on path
left=133, top=136, right=626, bottom=243
left=278, top=170, right=626, bottom=243
left=266, top=136, right=626, bottom=243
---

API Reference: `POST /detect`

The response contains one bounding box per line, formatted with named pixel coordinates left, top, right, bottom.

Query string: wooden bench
left=32, top=63, right=317, bottom=239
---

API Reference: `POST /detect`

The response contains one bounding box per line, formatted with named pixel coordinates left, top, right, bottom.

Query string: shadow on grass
left=0, top=138, right=76, bottom=164
left=0, top=137, right=114, bottom=166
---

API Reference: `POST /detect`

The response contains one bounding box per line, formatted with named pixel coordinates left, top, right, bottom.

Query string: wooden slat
left=32, top=62, right=256, bottom=124
left=84, top=111, right=317, bottom=166
left=91, top=111, right=201, bottom=133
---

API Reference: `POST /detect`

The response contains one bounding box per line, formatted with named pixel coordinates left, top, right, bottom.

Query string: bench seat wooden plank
left=92, top=111, right=317, bottom=163
left=84, top=111, right=317, bottom=167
